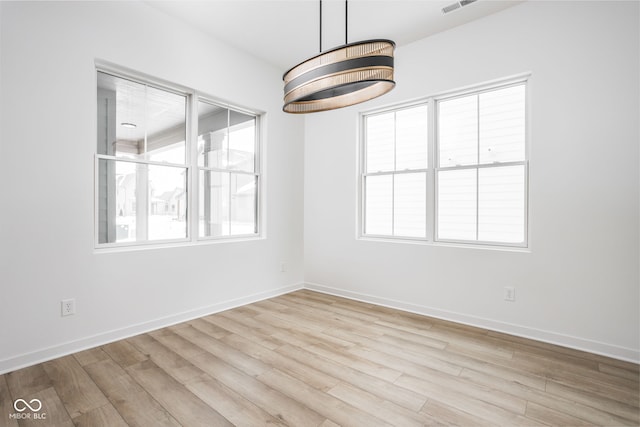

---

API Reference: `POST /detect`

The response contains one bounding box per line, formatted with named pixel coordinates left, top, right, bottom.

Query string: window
left=437, top=84, right=526, bottom=244
left=360, top=78, right=528, bottom=247
left=96, top=69, right=260, bottom=248
left=363, top=105, right=429, bottom=238
left=197, top=102, right=258, bottom=238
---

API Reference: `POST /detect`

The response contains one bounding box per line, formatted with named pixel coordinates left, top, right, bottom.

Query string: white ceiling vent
left=442, top=0, right=478, bottom=14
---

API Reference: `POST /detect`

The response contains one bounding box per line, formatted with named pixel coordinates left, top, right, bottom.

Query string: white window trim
left=94, top=61, right=263, bottom=251
left=359, top=100, right=433, bottom=240
left=358, top=74, right=531, bottom=250
left=195, top=98, right=262, bottom=242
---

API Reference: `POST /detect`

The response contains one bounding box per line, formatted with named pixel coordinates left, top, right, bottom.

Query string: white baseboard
left=304, top=282, right=640, bottom=364
left=0, top=283, right=304, bottom=375
left=3, top=280, right=636, bottom=374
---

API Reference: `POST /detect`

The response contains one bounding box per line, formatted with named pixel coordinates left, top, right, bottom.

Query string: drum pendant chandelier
left=283, top=1, right=396, bottom=114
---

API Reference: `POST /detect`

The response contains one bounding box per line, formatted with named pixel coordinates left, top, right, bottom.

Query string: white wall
left=1, top=0, right=637, bottom=374
left=304, top=1, right=640, bottom=361
left=0, top=1, right=305, bottom=373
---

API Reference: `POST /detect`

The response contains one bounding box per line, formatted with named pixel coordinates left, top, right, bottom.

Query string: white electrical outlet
left=61, top=299, right=76, bottom=316
left=504, top=287, right=515, bottom=302
left=280, top=262, right=287, bottom=272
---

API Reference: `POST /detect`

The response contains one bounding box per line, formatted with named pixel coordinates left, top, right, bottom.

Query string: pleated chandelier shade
left=283, top=2, right=395, bottom=114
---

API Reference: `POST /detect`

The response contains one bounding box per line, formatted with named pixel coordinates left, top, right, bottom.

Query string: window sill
left=94, top=235, right=265, bottom=254
left=357, top=236, right=530, bottom=253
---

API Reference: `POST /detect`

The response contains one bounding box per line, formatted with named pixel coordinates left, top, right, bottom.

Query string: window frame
left=358, top=75, right=530, bottom=249
left=94, top=63, right=262, bottom=250
left=196, top=97, right=262, bottom=242
left=359, top=101, right=433, bottom=241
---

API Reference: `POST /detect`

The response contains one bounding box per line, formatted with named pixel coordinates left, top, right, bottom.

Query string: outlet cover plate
left=61, top=299, right=76, bottom=316
left=504, top=287, right=515, bottom=302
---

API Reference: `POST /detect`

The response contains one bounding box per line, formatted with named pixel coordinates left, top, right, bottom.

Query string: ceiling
left=148, top=0, right=521, bottom=71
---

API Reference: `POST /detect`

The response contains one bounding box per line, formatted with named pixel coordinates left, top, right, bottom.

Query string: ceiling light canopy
left=283, top=1, right=395, bottom=114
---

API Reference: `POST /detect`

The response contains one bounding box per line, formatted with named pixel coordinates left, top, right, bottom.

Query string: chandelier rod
left=345, top=1, right=348, bottom=45
left=319, top=0, right=322, bottom=53
left=319, top=0, right=349, bottom=53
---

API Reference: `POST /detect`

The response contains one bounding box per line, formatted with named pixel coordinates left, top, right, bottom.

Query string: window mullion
left=95, top=155, right=187, bottom=169
left=138, top=85, right=150, bottom=242
left=200, top=166, right=257, bottom=175
left=362, top=116, right=368, bottom=174
left=188, top=93, right=198, bottom=242
left=228, top=172, right=232, bottom=236
left=255, top=116, right=260, bottom=235
left=365, top=169, right=428, bottom=177
left=136, top=163, right=149, bottom=241
left=475, top=167, right=480, bottom=242
left=438, top=160, right=526, bottom=171
left=427, top=98, right=436, bottom=242
left=476, top=94, right=480, bottom=242
left=226, top=109, right=230, bottom=169
left=362, top=176, right=367, bottom=236
left=252, top=174, right=258, bottom=235
left=143, top=84, right=149, bottom=157
left=360, top=116, right=365, bottom=238
left=393, top=112, right=398, bottom=172
left=392, top=112, right=397, bottom=236
left=391, top=174, right=395, bottom=236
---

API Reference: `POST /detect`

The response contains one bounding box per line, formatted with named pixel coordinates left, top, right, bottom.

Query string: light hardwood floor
left=1, top=290, right=638, bottom=426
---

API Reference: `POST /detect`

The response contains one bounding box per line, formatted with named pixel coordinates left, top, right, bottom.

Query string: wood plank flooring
left=1, top=290, right=638, bottom=426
